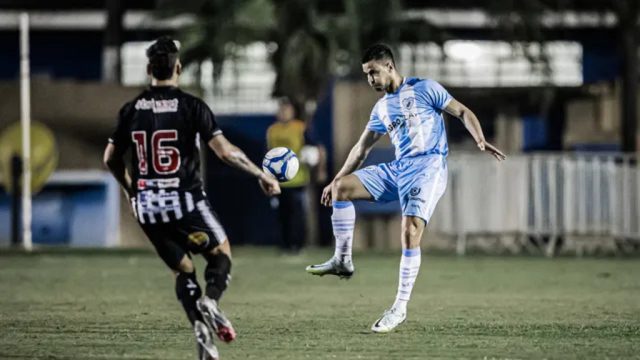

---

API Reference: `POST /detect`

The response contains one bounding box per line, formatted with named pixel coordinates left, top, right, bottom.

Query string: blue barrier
left=0, top=170, right=120, bottom=247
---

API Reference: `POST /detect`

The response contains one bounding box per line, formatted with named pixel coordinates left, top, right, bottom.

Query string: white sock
left=392, top=248, right=422, bottom=313
left=332, top=201, right=355, bottom=263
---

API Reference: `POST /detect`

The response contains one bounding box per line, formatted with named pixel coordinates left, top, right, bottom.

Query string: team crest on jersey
left=188, top=232, right=209, bottom=246
left=402, top=97, right=415, bottom=110
left=410, top=187, right=421, bottom=196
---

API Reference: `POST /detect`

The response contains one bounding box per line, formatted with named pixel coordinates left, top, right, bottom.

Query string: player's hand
left=477, top=140, right=506, bottom=161
left=321, top=180, right=335, bottom=207
left=128, top=195, right=138, bottom=219
left=258, top=173, right=281, bottom=196
left=122, top=188, right=137, bottom=219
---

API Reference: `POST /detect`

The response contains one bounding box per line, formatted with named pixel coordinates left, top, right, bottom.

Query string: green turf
left=1, top=248, right=639, bottom=359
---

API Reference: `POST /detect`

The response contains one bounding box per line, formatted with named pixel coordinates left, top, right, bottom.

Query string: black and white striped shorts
left=137, top=190, right=227, bottom=270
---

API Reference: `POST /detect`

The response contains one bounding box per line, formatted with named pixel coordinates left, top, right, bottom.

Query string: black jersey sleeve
left=195, top=100, right=223, bottom=143
left=108, top=102, right=134, bottom=155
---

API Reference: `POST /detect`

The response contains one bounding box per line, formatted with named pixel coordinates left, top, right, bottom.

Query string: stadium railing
left=430, top=152, right=639, bottom=256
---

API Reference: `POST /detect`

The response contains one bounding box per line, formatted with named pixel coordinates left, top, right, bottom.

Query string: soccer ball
left=262, top=147, right=299, bottom=182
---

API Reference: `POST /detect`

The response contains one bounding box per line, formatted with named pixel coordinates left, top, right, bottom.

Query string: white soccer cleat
left=197, top=296, right=236, bottom=343
left=194, top=320, right=219, bottom=360
left=305, top=257, right=354, bottom=279
left=371, top=307, right=407, bottom=333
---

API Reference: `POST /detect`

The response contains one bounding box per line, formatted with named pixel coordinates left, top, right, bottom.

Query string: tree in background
left=156, top=0, right=275, bottom=92
left=269, top=0, right=330, bottom=119
left=156, top=0, right=637, bottom=152
left=155, top=0, right=420, bottom=120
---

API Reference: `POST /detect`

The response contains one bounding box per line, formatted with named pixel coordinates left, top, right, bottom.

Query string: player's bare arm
left=103, top=143, right=133, bottom=197
left=207, top=134, right=281, bottom=196
left=321, top=129, right=383, bottom=206
left=444, top=99, right=506, bottom=161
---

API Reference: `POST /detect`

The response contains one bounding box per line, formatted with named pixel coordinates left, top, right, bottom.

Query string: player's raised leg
left=197, top=239, right=236, bottom=343
left=306, top=174, right=372, bottom=278
left=371, top=216, right=424, bottom=333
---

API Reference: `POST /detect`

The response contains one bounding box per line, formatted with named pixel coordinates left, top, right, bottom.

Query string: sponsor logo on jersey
left=135, top=98, right=179, bottom=113
left=137, top=178, right=181, bottom=190
left=188, top=231, right=210, bottom=246
left=386, top=116, right=406, bottom=133
left=386, top=112, right=420, bottom=133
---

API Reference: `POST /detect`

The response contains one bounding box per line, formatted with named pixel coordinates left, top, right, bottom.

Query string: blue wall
left=522, top=115, right=548, bottom=151
left=0, top=32, right=103, bottom=80
left=582, top=40, right=619, bottom=84
left=204, top=115, right=279, bottom=246
left=204, top=88, right=334, bottom=246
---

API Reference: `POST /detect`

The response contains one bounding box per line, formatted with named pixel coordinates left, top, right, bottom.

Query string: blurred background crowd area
left=0, top=0, right=639, bottom=255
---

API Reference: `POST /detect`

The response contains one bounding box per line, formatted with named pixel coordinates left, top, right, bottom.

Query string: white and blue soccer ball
left=262, top=147, right=299, bottom=182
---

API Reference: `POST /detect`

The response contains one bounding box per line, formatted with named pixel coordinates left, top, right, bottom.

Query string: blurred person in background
left=103, top=36, right=280, bottom=360
left=267, top=97, right=327, bottom=254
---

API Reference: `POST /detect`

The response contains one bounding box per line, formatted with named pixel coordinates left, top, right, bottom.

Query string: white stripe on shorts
left=185, top=192, right=195, bottom=212
left=196, top=200, right=227, bottom=244
left=424, top=166, right=443, bottom=221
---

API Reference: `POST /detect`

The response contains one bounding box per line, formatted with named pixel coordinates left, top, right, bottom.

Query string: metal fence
left=430, top=152, right=640, bottom=255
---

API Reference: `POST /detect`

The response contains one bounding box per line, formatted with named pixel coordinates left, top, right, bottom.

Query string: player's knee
left=210, top=239, right=232, bottom=259
left=401, top=228, right=419, bottom=248
left=333, top=177, right=353, bottom=201
left=401, top=217, right=424, bottom=248
left=176, top=255, right=195, bottom=273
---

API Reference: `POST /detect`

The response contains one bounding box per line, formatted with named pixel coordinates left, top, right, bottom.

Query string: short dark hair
left=361, top=43, right=395, bottom=65
left=146, top=36, right=179, bottom=80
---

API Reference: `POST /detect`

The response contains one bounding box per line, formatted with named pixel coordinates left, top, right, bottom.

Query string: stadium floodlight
left=20, top=12, right=32, bottom=252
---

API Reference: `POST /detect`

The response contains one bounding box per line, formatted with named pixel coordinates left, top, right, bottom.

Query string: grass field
left=1, top=248, right=639, bottom=359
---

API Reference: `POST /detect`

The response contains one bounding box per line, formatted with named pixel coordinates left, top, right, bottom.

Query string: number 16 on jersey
left=131, top=130, right=181, bottom=175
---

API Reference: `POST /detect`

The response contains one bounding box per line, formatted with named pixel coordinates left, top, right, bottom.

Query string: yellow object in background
left=0, top=122, right=58, bottom=195
left=266, top=119, right=310, bottom=188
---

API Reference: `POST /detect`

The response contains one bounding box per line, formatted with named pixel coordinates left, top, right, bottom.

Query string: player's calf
left=401, top=216, right=424, bottom=249
left=176, top=270, right=204, bottom=325
left=306, top=199, right=356, bottom=278
left=203, top=249, right=231, bottom=302
left=200, top=248, right=235, bottom=342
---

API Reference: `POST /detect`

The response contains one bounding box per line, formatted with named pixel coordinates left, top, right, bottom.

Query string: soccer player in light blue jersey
left=306, top=44, right=506, bottom=333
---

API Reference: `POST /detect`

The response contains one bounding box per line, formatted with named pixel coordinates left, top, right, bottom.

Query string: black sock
left=203, top=252, right=232, bottom=302
left=175, top=271, right=203, bottom=325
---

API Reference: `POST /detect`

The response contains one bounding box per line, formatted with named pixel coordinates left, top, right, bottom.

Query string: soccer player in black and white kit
left=103, top=37, right=280, bottom=360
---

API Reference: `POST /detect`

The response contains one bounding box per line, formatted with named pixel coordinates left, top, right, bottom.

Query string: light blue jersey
left=366, top=77, right=452, bottom=160
left=354, top=77, right=452, bottom=223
